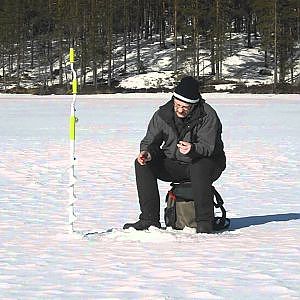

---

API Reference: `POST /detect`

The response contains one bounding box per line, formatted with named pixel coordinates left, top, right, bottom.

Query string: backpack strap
left=212, top=186, right=230, bottom=231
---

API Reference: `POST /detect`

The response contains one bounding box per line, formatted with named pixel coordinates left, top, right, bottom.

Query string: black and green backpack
left=164, top=182, right=230, bottom=231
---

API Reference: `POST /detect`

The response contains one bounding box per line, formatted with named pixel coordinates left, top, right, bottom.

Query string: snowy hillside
left=1, top=33, right=300, bottom=94
left=117, top=34, right=279, bottom=90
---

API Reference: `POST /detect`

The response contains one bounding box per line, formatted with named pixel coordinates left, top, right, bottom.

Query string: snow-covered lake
left=0, top=93, right=299, bottom=299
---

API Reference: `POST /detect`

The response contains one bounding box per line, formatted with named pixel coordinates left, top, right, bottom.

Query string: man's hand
left=137, top=151, right=152, bottom=165
left=177, top=141, right=192, bottom=155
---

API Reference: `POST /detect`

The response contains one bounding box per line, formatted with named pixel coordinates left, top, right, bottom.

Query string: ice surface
left=0, top=93, right=299, bottom=299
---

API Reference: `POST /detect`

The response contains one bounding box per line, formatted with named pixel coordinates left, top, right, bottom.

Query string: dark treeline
left=0, top=0, right=299, bottom=92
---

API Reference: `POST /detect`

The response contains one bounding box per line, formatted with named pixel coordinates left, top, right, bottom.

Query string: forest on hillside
left=0, top=0, right=299, bottom=93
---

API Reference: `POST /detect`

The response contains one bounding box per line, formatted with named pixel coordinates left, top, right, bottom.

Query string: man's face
left=174, top=98, right=192, bottom=118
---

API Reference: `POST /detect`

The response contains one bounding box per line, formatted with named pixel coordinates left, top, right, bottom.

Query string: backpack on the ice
left=164, top=182, right=230, bottom=231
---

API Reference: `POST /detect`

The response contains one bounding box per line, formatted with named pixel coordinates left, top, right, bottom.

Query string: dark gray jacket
left=140, top=99, right=226, bottom=169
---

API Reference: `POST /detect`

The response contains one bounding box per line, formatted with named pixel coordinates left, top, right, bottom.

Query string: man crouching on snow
left=123, top=76, right=226, bottom=233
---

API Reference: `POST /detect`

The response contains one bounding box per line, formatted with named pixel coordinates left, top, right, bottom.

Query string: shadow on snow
left=229, top=213, right=300, bottom=231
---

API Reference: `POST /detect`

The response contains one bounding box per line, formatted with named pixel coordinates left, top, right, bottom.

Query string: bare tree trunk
left=192, top=14, right=196, bottom=77
left=229, top=29, right=232, bottom=55
left=59, top=37, right=63, bottom=85
left=3, top=69, right=6, bottom=92
left=9, top=52, right=13, bottom=78
left=192, top=0, right=200, bottom=79
left=93, top=60, right=97, bottom=89
left=160, top=0, right=166, bottom=49
left=215, top=0, right=220, bottom=80
left=16, top=42, right=21, bottom=88
left=264, top=50, right=268, bottom=68
left=290, top=47, right=294, bottom=84
left=30, top=37, right=34, bottom=68
left=196, top=35, right=200, bottom=79
left=2, top=49, right=7, bottom=92
left=47, top=40, right=53, bottom=85
left=247, top=11, right=252, bottom=48
left=107, top=0, right=112, bottom=87
left=123, top=0, right=127, bottom=73
left=91, top=0, right=97, bottom=89
left=137, top=19, right=141, bottom=72
left=273, top=0, right=278, bottom=92
left=210, top=34, right=216, bottom=76
left=297, top=7, right=300, bottom=42
left=80, top=46, right=84, bottom=88
left=174, top=0, right=178, bottom=73
left=144, top=1, right=150, bottom=40
left=136, top=0, right=142, bottom=73
left=81, top=14, right=87, bottom=88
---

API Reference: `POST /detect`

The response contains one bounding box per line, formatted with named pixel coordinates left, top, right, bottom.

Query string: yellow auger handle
left=72, top=79, right=77, bottom=94
left=70, top=115, right=76, bottom=141
left=70, top=48, right=75, bottom=63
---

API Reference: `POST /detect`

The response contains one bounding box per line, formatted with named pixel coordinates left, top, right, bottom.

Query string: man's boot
left=123, top=219, right=161, bottom=230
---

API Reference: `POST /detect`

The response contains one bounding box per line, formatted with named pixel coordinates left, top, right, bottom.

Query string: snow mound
left=81, top=226, right=237, bottom=243
left=119, top=71, right=175, bottom=89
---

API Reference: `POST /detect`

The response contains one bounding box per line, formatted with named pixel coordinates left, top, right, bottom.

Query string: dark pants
left=135, top=157, right=225, bottom=223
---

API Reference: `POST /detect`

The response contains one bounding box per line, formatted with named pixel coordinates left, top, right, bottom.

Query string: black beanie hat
left=173, top=76, right=200, bottom=104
